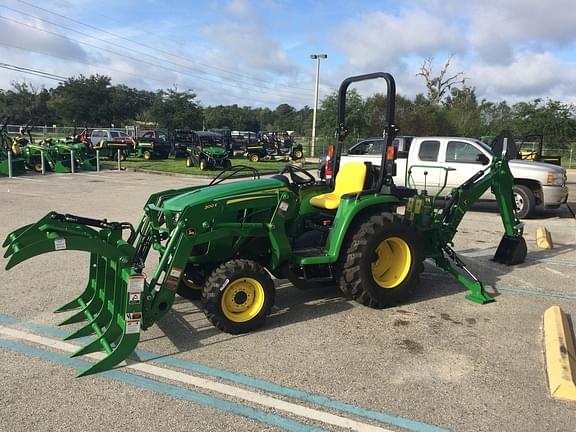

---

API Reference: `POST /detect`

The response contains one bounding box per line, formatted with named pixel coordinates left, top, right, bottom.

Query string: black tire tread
left=338, top=212, right=423, bottom=308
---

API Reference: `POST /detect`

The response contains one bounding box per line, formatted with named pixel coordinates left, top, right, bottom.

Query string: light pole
left=310, top=53, right=327, bottom=158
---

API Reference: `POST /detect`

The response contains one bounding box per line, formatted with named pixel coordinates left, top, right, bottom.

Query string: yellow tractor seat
left=310, top=162, right=368, bottom=210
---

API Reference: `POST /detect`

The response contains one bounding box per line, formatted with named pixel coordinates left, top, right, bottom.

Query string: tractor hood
left=163, top=177, right=288, bottom=212
left=204, top=146, right=227, bottom=156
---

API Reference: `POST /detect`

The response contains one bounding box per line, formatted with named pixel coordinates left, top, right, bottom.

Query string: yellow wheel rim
left=250, top=154, right=258, bottom=162
left=371, top=237, right=412, bottom=288
left=221, top=278, right=265, bottom=322
left=34, top=163, right=43, bottom=172
left=294, top=150, right=303, bottom=159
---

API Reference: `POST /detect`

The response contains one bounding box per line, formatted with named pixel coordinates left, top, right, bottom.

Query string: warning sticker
left=128, top=275, right=145, bottom=292
left=54, top=238, right=66, bottom=251
left=279, top=201, right=289, bottom=212
left=128, top=291, right=141, bottom=305
left=170, top=267, right=182, bottom=279
left=125, top=312, right=142, bottom=334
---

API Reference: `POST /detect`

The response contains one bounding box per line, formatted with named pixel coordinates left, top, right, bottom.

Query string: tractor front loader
left=2, top=73, right=527, bottom=377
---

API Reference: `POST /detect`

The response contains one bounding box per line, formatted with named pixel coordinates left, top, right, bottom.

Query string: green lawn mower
left=186, top=131, right=231, bottom=170
left=0, top=117, right=26, bottom=176
left=13, top=122, right=72, bottom=173
left=135, top=129, right=171, bottom=160
left=2, top=72, right=527, bottom=377
left=245, top=131, right=304, bottom=162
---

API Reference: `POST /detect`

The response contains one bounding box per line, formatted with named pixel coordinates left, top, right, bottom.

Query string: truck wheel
left=249, top=153, right=260, bottom=163
left=339, top=213, right=423, bottom=308
left=143, top=151, right=152, bottom=160
left=202, top=259, right=275, bottom=334
left=186, top=157, right=193, bottom=168
left=512, top=185, right=535, bottom=219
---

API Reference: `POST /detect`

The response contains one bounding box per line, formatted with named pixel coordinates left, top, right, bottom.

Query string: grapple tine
left=65, top=255, right=115, bottom=339
left=76, top=332, right=140, bottom=377
left=55, top=254, right=99, bottom=313
left=75, top=271, right=144, bottom=377
left=2, top=224, right=33, bottom=248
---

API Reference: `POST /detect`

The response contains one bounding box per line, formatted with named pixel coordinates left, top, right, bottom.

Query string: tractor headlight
left=546, top=172, right=564, bottom=186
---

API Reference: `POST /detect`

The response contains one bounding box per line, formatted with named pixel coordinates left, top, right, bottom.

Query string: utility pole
left=310, top=54, right=327, bottom=158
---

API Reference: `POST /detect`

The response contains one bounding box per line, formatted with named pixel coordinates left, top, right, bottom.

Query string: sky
left=0, top=0, right=575, bottom=108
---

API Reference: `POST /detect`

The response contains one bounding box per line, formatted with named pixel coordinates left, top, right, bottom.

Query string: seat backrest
left=333, top=162, right=367, bottom=197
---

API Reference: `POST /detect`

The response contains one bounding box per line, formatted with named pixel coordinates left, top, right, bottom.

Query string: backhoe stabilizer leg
left=435, top=247, right=494, bottom=305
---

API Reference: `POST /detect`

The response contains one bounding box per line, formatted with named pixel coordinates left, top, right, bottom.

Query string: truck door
left=442, top=140, right=491, bottom=192
left=406, top=140, right=442, bottom=194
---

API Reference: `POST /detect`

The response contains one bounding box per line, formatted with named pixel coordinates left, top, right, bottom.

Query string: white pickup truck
left=340, top=136, right=569, bottom=218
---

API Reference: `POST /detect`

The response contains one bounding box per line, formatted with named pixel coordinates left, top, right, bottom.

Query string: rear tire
left=186, top=157, right=193, bottom=168
left=512, top=184, right=535, bottom=219
left=249, top=153, right=259, bottom=163
left=293, top=149, right=303, bottom=160
left=143, top=150, right=152, bottom=160
left=199, top=159, right=207, bottom=171
left=202, top=259, right=275, bottom=334
left=339, top=213, right=423, bottom=308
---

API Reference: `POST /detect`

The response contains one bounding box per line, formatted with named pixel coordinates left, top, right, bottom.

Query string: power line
left=0, top=14, right=311, bottom=104
left=0, top=61, right=66, bottom=81
left=0, top=41, right=307, bottom=108
left=15, top=0, right=314, bottom=93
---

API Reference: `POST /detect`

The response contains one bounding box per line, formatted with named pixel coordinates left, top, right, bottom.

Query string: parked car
left=89, top=129, right=135, bottom=160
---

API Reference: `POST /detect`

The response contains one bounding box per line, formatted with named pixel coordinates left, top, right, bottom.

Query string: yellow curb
left=536, top=227, right=553, bottom=249
left=543, top=306, right=576, bottom=401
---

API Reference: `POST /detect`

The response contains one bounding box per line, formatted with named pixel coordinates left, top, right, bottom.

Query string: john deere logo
left=186, top=228, right=196, bottom=237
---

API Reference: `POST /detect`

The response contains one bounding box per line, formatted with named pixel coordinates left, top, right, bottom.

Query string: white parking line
left=0, top=326, right=393, bottom=432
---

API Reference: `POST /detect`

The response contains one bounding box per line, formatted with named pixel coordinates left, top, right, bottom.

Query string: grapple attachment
left=493, top=235, right=527, bottom=265
left=3, top=212, right=144, bottom=376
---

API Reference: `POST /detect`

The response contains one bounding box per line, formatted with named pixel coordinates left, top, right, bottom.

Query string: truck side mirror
left=477, top=154, right=490, bottom=165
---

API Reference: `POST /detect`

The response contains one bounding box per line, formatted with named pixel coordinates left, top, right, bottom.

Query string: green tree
left=49, top=75, right=114, bottom=125
left=444, top=86, right=481, bottom=136
left=145, top=87, right=202, bottom=129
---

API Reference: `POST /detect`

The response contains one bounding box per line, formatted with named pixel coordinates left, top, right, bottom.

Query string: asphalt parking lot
left=1, top=169, right=575, bottom=432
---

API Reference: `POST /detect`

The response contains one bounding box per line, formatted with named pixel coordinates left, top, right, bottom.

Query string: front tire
left=202, top=259, right=275, bottom=334
left=339, top=213, right=423, bottom=308
left=199, top=159, right=207, bottom=171
left=293, top=149, right=303, bottom=160
left=249, top=153, right=260, bottom=163
left=186, top=157, right=193, bottom=168
left=512, top=184, right=535, bottom=219
left=143, top=150, right=152, bottom=160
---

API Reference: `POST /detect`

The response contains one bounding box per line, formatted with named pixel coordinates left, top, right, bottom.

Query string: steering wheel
left=280, top=164, right=315, bottom=186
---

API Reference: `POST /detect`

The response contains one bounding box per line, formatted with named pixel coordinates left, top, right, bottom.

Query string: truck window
left=446, top=141, right=484, bottom=164
left=110, top=131, right=119, bottom=138
left=418, top=140, right=440, bottom=161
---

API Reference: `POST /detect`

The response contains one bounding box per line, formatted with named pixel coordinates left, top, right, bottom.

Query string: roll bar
left=331, top=72, right=398, bottom=192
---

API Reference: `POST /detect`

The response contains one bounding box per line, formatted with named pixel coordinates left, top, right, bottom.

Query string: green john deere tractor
left=0, top=116, right=26, bottom=176
left=2, top=72, right=527, bottom=377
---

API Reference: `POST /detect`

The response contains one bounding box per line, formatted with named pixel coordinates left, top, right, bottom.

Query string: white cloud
left=335, top=8, right=465, bottom=70
left=201, top=22, right=299, bottom=76
left=472, top=52, right=576, bottom=102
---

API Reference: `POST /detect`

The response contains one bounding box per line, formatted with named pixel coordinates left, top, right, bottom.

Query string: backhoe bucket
left=2, top=212, right=144, bottom=376
left=493, top=235, right=527, bottom=265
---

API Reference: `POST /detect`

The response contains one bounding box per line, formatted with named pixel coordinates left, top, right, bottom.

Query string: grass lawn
left=102, top=156, right=318, bottom=176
